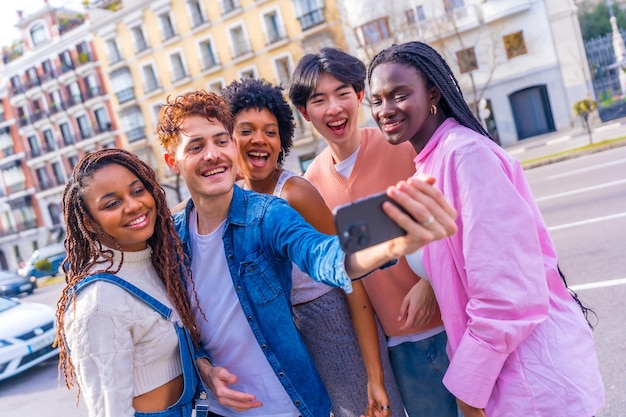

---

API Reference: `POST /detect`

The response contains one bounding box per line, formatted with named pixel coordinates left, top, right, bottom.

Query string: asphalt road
left=0, top=146, right=624, bottom=416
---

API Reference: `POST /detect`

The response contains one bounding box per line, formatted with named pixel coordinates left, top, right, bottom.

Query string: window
left=169, top=52, right=188, bottom=82
left=355, top=17, right=390, bottom=46
left=503, top=31, right=527, bottom=60
left=59, top=51, right=74, bottom=72
left=199, top=39, right=218, bottom=70
left=76, top=114, right=92, bottom=139
left=43, top=129, right=56, bottom=151
left=132, top=26, right=149, bottom=53
left=51, top=162, right=65, bottom=185
left=406, top=5, right=426, bottom=24
left=239, top=67, right=256, bottom=79
left=26, top=67, right=39, bottom=88
left=59, top=122, right=75, bottom=145
left=30, top=23, right=47, bottom=46
left=41, top=59, right=54, bottom=80
left=230, top=25, right=250, bottom=59
left=292, top=0, right=325, bottom=31
left=106, top=39, right=122, bottom=64
left=120, top=106, right=146, bottom=142
left=222, top=0, right=240, bottom=15
left=263, top=10, right=284, bottom=45
left=1, top=131, right=15, bottom=156
left=94, top=107, right=111, bottom=131
left=444, top=0, right=464, bottom=12
left=111, top=68, right=135, bottom=104
left=68, top=155, right=79, bottom=170
left=188, top=0, right=207, bottom=27
left=67, top=81, right=83, bottom=106
left=85, top=74, right=101, bottom=98
left=49, top=89, right=63, bottom=112
left=456, top=47, right=478, bottom=73
left=208, top=79, right=224, bottom=94
left=36, top=167, right=52, bottom=190
left=159, top=12, right=177, bottom=41
left=27, top=135, right=41, bottom=157
left=274, top=56, right=292, bottom=87
left=142, top=64, right=160, bottom=93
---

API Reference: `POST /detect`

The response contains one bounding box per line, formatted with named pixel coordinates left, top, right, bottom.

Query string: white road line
left=546, top=136, right=571, bottom=145
left=535, top=179, right=626, bottom=202
left=507, top=148, right=525, bottom=155
left=547, top=212, right=626, bottom=231
left=570, top=277, right=626, bottom=291
left=547, top=158, right=626, bottom=179
left=594, top=122, right=621, bottom=133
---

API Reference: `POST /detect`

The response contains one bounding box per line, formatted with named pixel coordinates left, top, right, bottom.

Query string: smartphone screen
left=333, top=192, right=406, bottom=254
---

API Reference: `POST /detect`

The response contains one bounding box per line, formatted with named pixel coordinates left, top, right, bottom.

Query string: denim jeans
left=388, top=331, right=459, bottom=417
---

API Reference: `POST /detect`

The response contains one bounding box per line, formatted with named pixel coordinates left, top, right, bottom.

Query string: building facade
left=337, top=0, right=592, bottom=146
left=0, top=2, right=121, bottom=270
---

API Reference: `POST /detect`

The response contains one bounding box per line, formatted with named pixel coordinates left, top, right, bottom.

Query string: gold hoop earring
left=430, top=105, right=437, bottom=116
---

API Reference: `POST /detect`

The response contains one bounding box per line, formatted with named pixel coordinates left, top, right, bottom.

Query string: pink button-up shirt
left=418, top=119, right=604, bottom=416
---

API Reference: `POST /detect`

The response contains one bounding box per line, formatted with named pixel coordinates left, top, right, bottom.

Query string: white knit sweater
left=64, top=247, right=182, bottom=417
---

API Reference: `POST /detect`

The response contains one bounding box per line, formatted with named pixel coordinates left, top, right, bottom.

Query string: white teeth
left=248, top=151, right=269, bottom=157
left=328, top=119, right=346, bottom=127
left=127, top=215, right=146, bottom=226
left=204, top=167, right=225, bottom=176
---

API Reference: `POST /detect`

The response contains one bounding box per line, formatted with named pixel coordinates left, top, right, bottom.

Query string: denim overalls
left=73, top=273, right=209, bottom=417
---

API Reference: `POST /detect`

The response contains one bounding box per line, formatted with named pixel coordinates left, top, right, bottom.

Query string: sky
left=0, top=1, right=85, bottom=45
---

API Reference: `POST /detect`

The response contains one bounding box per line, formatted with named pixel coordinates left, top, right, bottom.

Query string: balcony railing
left=126, top=126, right=146, bottom=142
left=231, top=42, right=252, bottom=60
left=298, top=8, right=325, bottom=31
left=116, top=87, right=135, bottom=104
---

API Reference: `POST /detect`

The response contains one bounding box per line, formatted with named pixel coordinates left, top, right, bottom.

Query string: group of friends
left=54, top=41, right=605, bottom=417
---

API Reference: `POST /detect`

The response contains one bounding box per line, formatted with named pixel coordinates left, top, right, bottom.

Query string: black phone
left=334, top=192, right=406, bottom=254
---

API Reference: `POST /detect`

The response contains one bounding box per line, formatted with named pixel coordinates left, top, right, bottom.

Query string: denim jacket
left=173, top=185, right=353, bottom=417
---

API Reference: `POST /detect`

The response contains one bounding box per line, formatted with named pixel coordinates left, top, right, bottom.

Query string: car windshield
left=0, top=296, right=18, bottom=313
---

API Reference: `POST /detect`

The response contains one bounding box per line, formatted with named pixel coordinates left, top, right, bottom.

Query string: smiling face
left=82, top=164, right=156, bottom=252
left=369, top=62, right=442, bottom=152
left=234, top=108, right=282, bottom=185
left=300, top=73, right=364, bottom=159
left=164, top=115, right=238, bottom=203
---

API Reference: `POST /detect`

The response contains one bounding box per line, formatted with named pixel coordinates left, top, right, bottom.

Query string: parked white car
left=0, top=296, right=59, bottom=381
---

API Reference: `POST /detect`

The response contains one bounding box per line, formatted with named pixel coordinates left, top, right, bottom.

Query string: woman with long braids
left=55, top=148, right=205, bottom=417
left=367, top=41, right=605, bottom=417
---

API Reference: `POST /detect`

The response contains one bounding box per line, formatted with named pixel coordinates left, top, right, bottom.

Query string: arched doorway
left=509, top=85, right=555, bottom=140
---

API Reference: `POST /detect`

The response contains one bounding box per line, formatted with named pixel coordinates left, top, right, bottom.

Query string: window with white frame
left=273, top=55, right=292, bottom=88
left=51, top=162, right=65, bottom=185
left=106, top=38, right=123, bottom=64
left=229, top=25, right=250, bottom=59
left=119, top=106, right=146, bottom=142
left=208, top=79, right=224, bottom=94
left=262, top=9, right=284, bottom=45
left=406, top=5, right=426, bottom=24
left=67, top=81, right=83, bottom=105
left=222, top=0, right=240, bottom=15
left=94, top=107, right=111, bottom=131
left=132, top=25, right=150, bottom=53
left=43, top=128, right=56, bottom=150
left=199, top=38, right=219, bottom=70
left=159, top=12, right=177, bottom=41
left=355, top=17, right=391, bottom=46
left=292, top=0, right=325, bottom=31
left=169, top=52, right=188, bottom=82
left=59, top=122, right=75, bottom=145
left=444, top=0, right=464, bottom=12
left=30, top=22, right=47, bottom=46
left=76, top=114, right=92, bottom=139
left=142, top=63, right=160, bottom=93
left=239, top=67, right=256, bottom=80
left=110, top=68, right=135, bottom=103
left=188, top=0, right=207, bottom=27
left=85, top=74, right=101, bottom=98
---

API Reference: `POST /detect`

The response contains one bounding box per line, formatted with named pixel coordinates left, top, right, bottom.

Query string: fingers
left=206, top=366, right=263, bottom=412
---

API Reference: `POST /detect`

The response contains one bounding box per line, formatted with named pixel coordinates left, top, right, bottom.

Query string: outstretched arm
left=196, top=358, right=262, bottom=412
left=345, top=175, right=457, bottom=278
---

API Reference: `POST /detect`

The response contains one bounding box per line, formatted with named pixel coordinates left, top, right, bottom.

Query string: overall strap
left=74, top=273, right=172, bottom=320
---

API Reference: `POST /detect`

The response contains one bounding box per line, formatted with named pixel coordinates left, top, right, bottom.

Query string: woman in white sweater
left=55, top=148, right=204, bottom=417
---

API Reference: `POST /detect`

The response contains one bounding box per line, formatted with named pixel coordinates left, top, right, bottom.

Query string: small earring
left=277, top=147, right=286, bottom=168
left=430, top=104, right=437, bottom=116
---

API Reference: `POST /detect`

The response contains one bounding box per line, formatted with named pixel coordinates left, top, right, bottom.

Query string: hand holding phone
left=334, top=192, right=407, bottom=254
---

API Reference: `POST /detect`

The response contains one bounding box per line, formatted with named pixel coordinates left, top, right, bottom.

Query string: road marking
left=594, top=122, right=621, bottom=132
left=547, top=212, right=626, bottom=231
left=570, top=277, right=626, bottom=291
left=535, top=179, right=626, bottom=201
left=507, top=148, right=525, bottom=155
left=546, top=135, right=571, bottom=145
left=547, top=158, right=626, bottom=180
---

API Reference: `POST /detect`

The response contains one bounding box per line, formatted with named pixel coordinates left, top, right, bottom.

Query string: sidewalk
left=503, top=115, right=626, bottom=169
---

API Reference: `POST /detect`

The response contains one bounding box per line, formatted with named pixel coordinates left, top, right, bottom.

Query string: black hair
left=222, top=78, right=295, bottom=161
left=289, top=47, right=366, bottom=108
left=367, top=41, right=491, bottom=139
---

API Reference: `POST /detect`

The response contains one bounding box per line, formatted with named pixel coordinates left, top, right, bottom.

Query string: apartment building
left=337, top=0, right=592, bottom=146
left=87, top=0, right=346, bottom=202
left=0, top=2, right=121, bottom=270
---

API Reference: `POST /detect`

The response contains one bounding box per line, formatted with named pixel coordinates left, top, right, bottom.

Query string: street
left=0, top=146, right=625, bottom=416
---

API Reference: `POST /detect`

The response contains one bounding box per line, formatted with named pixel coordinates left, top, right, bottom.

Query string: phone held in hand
left=334, top=192, right=406, bottom=254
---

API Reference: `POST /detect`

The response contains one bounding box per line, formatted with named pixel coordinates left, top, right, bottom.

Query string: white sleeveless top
left=273, top=170, right=333, bottom=305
